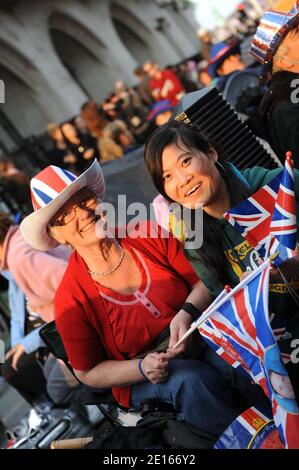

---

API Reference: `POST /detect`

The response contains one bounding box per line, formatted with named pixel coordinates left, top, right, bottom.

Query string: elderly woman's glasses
left=51, top=194, right=97, bottom=226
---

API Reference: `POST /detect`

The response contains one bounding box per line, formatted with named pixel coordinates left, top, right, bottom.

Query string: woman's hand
left=167, top=310, right=193, bottom=358
left=140, top=352, right=170, bottom=384
left=5, top=344, right=25, bottom=370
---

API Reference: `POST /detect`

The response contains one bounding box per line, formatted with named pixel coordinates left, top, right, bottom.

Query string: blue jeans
left=131, top=347, right=270, bottom=438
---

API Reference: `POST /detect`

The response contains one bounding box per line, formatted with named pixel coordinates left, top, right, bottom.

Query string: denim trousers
left=131, top=346, right=270, bottom=438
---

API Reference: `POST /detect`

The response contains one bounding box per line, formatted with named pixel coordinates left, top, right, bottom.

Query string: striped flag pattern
left=30, top=166, right=76, bottom=211
left=224, top=154, right=297, bottom=265
left=199, top=266, right=299, bottom=448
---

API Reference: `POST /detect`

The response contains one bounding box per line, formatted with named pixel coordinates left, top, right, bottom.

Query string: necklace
left=88, top=243, right=125, bottom=276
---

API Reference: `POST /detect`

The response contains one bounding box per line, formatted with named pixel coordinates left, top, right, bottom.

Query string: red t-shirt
left=93, top=241, right=196, bottom=359
left=150, top=70, right=185, bottom=106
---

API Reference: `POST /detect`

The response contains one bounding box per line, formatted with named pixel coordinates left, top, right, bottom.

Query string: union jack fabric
left=269, top=157, right=297, bottom=264
left=224, top=156, right=297, bottom=266
left=30, top=166, right=76, bottom=211
left=199, top=267, right=299, bottom=448
left=215, top=406, right=282, bottom=449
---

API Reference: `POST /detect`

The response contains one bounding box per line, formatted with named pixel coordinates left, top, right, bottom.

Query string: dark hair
left=0, top=212, right=13, bottom=245
left=144, top=119, right=251, bottom=285
left=134, top=65, right=143, bottom=77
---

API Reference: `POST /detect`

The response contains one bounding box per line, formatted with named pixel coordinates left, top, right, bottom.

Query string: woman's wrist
left=137, top=358, right=148, bottom=381
left=181, top=302, right=202, bottom=322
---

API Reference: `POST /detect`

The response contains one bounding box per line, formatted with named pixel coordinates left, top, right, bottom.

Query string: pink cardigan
left=0, top=226, right=70, bottom=322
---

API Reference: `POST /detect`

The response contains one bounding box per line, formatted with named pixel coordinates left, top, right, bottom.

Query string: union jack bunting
left=199, top=266, right=299, bottom=448
left=224, top=155, right=297, bottom=266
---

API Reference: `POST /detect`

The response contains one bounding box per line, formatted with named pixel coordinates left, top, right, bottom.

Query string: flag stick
left=173, top=252, right=278, bottom=349
left=172, top=287, right=229, bottom=349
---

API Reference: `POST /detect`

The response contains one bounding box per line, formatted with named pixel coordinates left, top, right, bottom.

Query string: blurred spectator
left=234, top=3, right=259, bottom=37
left=146, top=62, right=185, bottom=106
left=47, top=123, right=69, bottom=167
left=73, top=115, right=100, bottom=162
left=207, top=41, right=247, bottom=91
left=81, top=100, right=108, bottom=138
left=61, top=122, right=98, bottom=173
left=106, top=83, right=150, bottom=143
left=197, top=28, right=213, bottom=61
left=103, top=120, right=136, bottom=155
left=0, top=159, right=31, bottom=213
left=197, top=60, right=212, bottom=87
left=147, top=100, right=174, bottom=127
left=74, top=114, right=89, bottom=134
left=0, top=159, right=29, bottom=186
left=134, top=65, right=154, bottom=107
left=98, top=135, right=124, bottom=163
left=101, top=94, right=119, bottom=122
left=175, top=62, right=200, bottom=93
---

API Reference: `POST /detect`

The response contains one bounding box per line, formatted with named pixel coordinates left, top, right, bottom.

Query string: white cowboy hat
left=20, top=159, right=105, bottom=251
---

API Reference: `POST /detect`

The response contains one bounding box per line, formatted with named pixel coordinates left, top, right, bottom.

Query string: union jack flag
left=224, top=154, right=297, bottom=265
left=199, top=266, right=299, bottom=448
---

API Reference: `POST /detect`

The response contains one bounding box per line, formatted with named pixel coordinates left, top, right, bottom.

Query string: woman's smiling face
left=161, top=140, right=223, bottom=210
left=49, top=187, right=107, bottom=250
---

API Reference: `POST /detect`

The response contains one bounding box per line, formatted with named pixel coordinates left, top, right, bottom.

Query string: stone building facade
left=0, top=0, right=198, bottom=152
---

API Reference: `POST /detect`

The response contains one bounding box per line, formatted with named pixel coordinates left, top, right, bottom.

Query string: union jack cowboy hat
left=251, top=1, right=299, bottom=73
left=20, top=159, right=105, bottom=251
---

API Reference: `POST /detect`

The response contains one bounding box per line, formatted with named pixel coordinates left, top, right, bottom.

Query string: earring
left=215, top=161, right=227, bottom=177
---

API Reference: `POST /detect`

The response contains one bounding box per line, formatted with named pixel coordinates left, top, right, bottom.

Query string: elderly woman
left=20, top=160, right=251, bottom=441
left=144, top=119, right=299, bottom=403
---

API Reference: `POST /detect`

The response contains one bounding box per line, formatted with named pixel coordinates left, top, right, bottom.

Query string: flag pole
left=171, top=286, right=230, bottom=349
left=173, top=252, right=279, bottom=349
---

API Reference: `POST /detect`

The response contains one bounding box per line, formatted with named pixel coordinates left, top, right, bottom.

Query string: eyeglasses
left=51, top=194, right=97, bottom=226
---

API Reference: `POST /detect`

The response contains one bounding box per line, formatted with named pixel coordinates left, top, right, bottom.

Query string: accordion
left=174, top=87, right=277, bottom=170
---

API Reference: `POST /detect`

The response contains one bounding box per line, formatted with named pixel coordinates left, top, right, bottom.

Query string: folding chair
left=39, top=321, right=122, bottom=428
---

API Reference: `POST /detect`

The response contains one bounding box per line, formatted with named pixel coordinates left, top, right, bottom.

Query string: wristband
left=138, top=358, right=148, bottom=381
left=181, top=302, right=202, bottom=321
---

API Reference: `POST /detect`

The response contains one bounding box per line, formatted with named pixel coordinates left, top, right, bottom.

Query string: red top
left=55, top=222, right=198, bottom=408
left=150, top=70, right=185, bottom=106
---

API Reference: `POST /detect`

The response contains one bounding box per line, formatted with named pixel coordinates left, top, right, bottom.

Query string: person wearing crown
left=251, top=1, right=299, bottom=166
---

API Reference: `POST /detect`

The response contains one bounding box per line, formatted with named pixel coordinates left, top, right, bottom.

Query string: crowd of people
left=43, top=60, right=200, bottom=176
left=0, top=0, right=299, bottom=448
